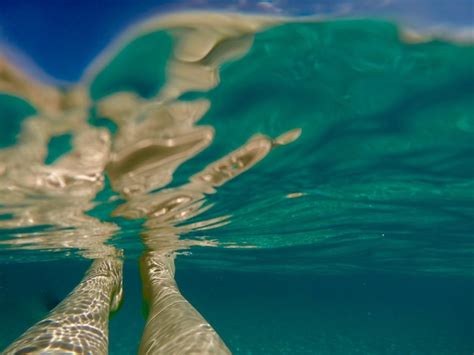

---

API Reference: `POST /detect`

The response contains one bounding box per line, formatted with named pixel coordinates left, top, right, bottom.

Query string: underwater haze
left=0, top=2, right=473, bottom=354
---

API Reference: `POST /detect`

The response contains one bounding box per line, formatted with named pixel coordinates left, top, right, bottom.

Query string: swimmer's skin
left=138, top=252, right=230, bottom=355
left=2, top=258, right=123, bottom=355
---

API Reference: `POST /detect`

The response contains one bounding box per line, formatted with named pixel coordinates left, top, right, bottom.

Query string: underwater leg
left=139, top=252, right=230, bottom=355
left=2, top=258, right=123, bottom=355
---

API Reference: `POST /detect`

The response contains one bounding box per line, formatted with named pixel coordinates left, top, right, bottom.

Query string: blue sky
left=0, top=0, right=472, bottom=82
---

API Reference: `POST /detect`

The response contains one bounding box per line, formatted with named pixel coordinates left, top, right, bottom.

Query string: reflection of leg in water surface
left=3, top=258, right=123, bottom=355
left=139, top=252, right=230, bottom=355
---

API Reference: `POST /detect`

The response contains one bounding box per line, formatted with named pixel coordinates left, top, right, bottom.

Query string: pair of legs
left=3, top=255, right=229, bottom=354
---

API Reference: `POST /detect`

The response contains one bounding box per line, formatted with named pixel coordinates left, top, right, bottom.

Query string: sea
left=0, top=8, right=473, bottom=355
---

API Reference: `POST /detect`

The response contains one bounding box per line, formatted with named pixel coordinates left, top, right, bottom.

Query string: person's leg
left=3, top=258, right=123, bottom=355
left=139, top=252, right=230, bottom=355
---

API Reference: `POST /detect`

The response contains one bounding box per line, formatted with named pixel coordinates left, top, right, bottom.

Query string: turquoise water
left=1, top=17, right=473, bottom=354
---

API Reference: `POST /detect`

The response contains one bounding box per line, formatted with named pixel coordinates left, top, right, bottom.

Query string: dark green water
left=1, top=258, right=472, bottom=354
left=0, top=18, right=473, bottom=354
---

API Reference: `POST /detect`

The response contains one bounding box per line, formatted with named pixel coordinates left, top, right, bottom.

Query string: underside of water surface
left=0, top=7, right=473, bottom=355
